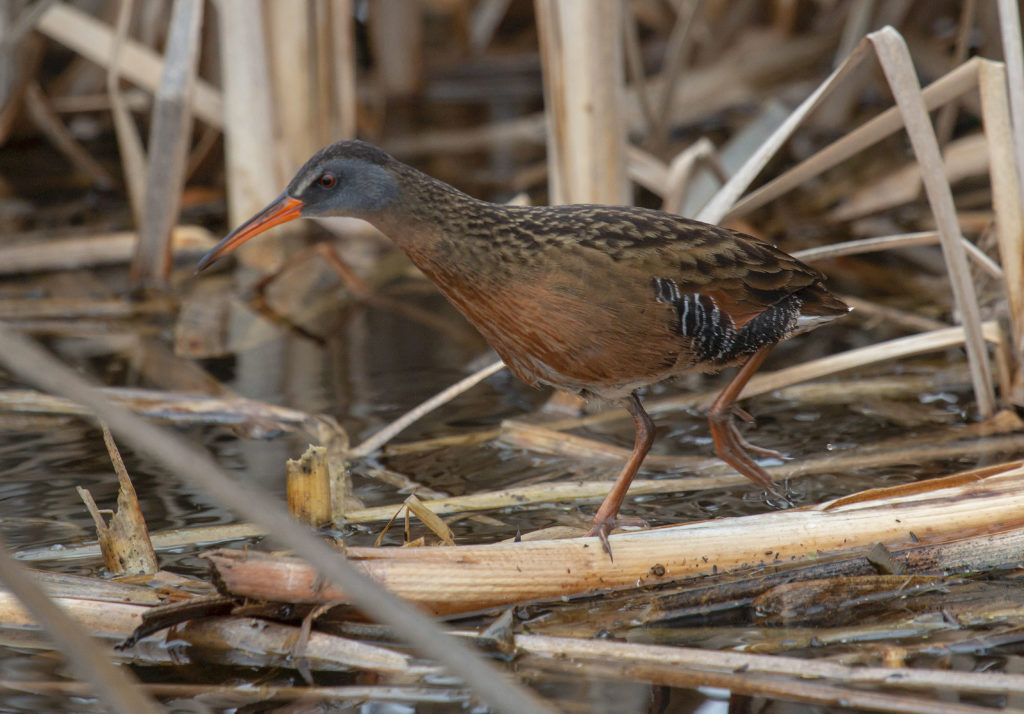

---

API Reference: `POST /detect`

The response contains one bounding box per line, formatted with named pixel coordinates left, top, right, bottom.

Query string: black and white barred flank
left=652, top=277, right=803, bottom=365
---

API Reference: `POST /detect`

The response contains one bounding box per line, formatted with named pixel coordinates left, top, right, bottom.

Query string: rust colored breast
left=432, top=264, right=693, bottom=398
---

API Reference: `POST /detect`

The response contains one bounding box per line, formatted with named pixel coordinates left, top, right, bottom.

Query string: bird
left=197, top=140, right=849, bottom=552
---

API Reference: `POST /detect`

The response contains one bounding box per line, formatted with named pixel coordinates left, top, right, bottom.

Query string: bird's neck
left=366, top=167, right=505, bottom=280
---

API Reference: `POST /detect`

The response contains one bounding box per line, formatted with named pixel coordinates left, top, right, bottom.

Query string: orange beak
left=196, top=194, right=305, bottom=272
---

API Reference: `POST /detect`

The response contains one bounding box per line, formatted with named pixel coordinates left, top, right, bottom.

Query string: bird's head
left=197, top=140, right=399, bottom=272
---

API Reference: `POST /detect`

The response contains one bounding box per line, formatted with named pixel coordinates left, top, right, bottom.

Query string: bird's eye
left=319, top=173, right=336, bottom=188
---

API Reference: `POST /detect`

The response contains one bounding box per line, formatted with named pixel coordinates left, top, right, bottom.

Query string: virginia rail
left=198, top=140, right=848, bottom=549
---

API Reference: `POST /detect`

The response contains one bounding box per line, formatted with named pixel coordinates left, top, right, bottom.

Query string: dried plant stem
left=107, top=0, right=145, bottom=223
left=979, top=59, right=1024, bottom=402
left=131, top=0, right=204, bottom=287
left=0, top=225, right=214, bottom=274
left=0, top=681, right=469, bottom=706
left=216, top=0, right=282, bottom=268
left=793, top=231, right=1002, bottom=280
left=868, top=27, right=994, bottom=416
left=286, top=446, right=332, bottom=527
left=996, top=0, right=1024, bottom=209
left=77, top=423, right=157, bottom=575
left=535, top=0, right=628, bottom=204
left=719, top=57, right=982, bottom=222
left=348, top=360, right=505, bottom=458
left=329, top=0, right=357, bottom=138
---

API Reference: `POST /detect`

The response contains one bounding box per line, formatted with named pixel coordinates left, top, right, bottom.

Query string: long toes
left=765, top=488, right=793, bottom=508
left=586, top=515, right=648, bottom=560
left=726, top=419, right=789, bottom=460
left=587, top=521, right=615, bottom=559
left=731, top=406, right=756, bottom=424
left=743, top=442, right=790, bottom=460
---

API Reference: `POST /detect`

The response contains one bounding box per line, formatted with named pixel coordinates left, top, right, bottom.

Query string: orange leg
left=707, top=345, right=788, bottom=501
left=588, top=392, right=654, bottom=555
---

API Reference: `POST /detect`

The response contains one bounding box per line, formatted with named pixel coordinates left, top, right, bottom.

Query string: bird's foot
left=586, top=515, right=647, bottom=559
left=763, top=485, right=793, bottom=509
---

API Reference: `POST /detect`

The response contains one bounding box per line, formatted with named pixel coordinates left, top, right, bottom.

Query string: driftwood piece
left=206, top=460, right=1024, bottom=617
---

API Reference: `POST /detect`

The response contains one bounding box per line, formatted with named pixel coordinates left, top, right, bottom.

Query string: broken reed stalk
left=216, top=0, right=283, bottom=270
left=76, top=423, right=157, bottom=575
left=175, top=616, right=422, bottom=674
left=329, top=0, right=358, bottom=139
left=995, top=0, right=1024, bottom=211
left=407, top=495, right=456, bottom=544
left=265, top=1, right=319, bottom=169
left=793, top=230, right=1002, bottom=280
left=286, top=446, right=332, bottom=527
